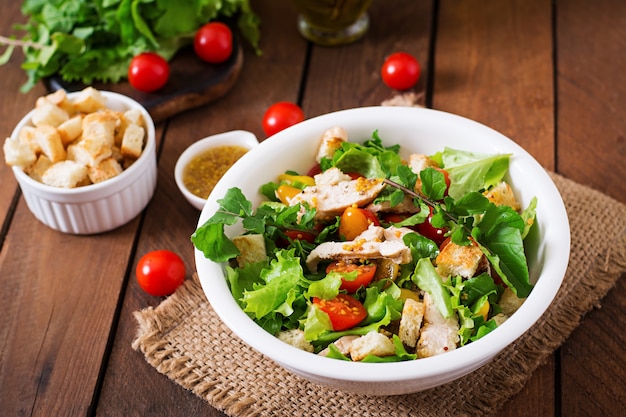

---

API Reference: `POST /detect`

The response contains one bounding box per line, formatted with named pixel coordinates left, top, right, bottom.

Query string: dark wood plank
left=433, top=1, right=557, bottom=416
left=556, top=0, right=626, bottom=204
left=95, top=1, right=306, bottom=415
left=556, top=1, right=626, bottom=416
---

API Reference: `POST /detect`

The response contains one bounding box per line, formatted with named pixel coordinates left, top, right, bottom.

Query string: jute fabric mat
left=133, top=172, right=626, bottom=417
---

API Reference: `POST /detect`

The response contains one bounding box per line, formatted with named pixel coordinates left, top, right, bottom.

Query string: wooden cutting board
left=45, top=35, right=244, bottom=123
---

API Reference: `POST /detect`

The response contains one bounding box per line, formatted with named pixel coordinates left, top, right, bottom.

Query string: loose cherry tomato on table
left=136, top=250, right=186, bottom=296
left=128, top=52, right=170, bottom=93
left=381, top=51, right=421, bottom=91
left=313, top=294, right=367, bottom=331
left=262, top=102, right=305, bottom=136
left=326, top=261, right=377, bottom=293
left=194, top=22, right=233, bottom=64
left=339, top=205, right=380, bottom=241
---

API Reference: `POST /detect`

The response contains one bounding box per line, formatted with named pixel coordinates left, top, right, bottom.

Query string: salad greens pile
left=0, top=0, right=261, bottom=92
left=192, top=131, right=537, bottom=361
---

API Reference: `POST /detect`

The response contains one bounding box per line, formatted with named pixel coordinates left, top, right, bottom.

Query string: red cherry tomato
left=128, top=52, right=170, bottom=93
left=326, top=261, right=377, bottom=293
left=339, top=206, right=379, bottom=241
left=136, top=250, right=186, bottom=296
left=194, top=22, right=233, bottom=64
left=381, top=52, right=421, bottom=91
left=284, top=229, right=317, bottom=244
left=262, top=102, right=305, bottom=137
left=313, top=294, right=367, bottom=331
left=416, top=207, right=448, bottom=246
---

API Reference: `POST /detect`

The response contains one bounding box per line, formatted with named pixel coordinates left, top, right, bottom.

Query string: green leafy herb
left=1, top=0, right=261, bottom=92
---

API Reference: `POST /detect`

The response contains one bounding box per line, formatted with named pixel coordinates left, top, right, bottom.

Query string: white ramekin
left=10, top=91, right=157, bottom=235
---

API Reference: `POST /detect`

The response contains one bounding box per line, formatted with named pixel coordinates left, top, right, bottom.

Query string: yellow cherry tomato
left=276, top=184, right=302, bottom=204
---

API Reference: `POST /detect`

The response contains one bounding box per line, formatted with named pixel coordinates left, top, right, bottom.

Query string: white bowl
left=10, top=91, right=157, bottom=235
left=194, top=106, right=570, bottom=395
left=174, top=130, right=259, bottom=210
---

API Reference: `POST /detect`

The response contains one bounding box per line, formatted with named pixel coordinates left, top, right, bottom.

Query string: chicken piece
left=313, top=167, right=352, bottom=186
left=305, top=224, right=413, bottom=271
left=398, top=298, right=426, bottom=348
left=416, top=292, right=460, bottom=358
left=366, top=193, right=421, bottom=214
left=408, top=153, right=439, bottom=193
left=289, top=176, right=385, bottom=221
left=317, top=335, right=360, bottom=357
left=435, top=240, right=484, bottom=279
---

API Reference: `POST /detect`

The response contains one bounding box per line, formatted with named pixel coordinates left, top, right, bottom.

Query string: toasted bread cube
left=349, top=331, right=396, bottom=361
left=316, top=126, right=347, bottom=162
left=120, top=123, right=144, bottom=160
left=36, top=125, right=66, bottom=163
left=31, top=101, right=70, bottom=128
left=18, top=126, right=42, bottom=154
left=82, top=110, right=118, bottom=148
left=57, top=115, right=83, bottom=146
left=498, top=287, right=526, bottom=316
left=484, top=181, right=521, bottom=211
left=25, top=155, right=53, bottom=182
left=42, top=160, right=88, bottom=188
left=41, top=89, right=75, bottom=114
left=436, top=240, right=484, bottom=279
left=277, top=329, right=315, bottom=353
left=3, top=137, right=37, bottom=168
left=232, top=234, right=267, bottom=267
left=67, top=136, right=112, bottom=167
left=87, top=157, right=123, bottom=183
left=398, top=297, right=425, bottom=348
left=72, top=86, right=106, bottom=113
left=115, top=109, right=144, bottom=146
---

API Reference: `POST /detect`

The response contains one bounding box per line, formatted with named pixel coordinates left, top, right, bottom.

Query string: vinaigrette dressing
left=183, top=145, right=248, bottom=199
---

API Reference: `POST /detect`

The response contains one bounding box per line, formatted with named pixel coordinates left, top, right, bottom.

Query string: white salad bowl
left=174, top=130, right=259, bottom=210
left=9, top=90, right=157, bottom=235
left=194, top=106, right=570, bottom=395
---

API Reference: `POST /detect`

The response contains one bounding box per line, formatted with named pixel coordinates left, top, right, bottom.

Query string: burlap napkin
left=133, top=172, right=626, bottom=417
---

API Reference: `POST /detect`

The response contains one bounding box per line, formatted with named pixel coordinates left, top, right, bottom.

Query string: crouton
left=349, top=331, right=396, bottom=361
left=88, top=157, right=123, bottom=183
left=41, top=160, right=88, bottom=188
left=231, top=234, right=267, bottom=267
left=36, top=125, right=66, bottom=163
left=398, top=297, right=425, bottom=348
left=484, top=181, right=521, bottom=211
left=435, top=240, right=484, bottom=279
left=18, top=125, right=42, bottom=154
left=72, top=86, right=107, bottom=113
left=120, top=123, right=144, bottom=160
left=498, top=287, right=526, bottom=316
left=57, top=115, right=83, bottom=146
left=31, top=100, right=70, bottom=128
left=3, top=137, right=36, bottom=168
left=39, top=89, right=75, bottom=115
left=82, top=110, right=119, bottom=148
left=408, top=153, right=438, bottom=174
left=315, top=126, right=347, bottom=162
left=277, top=329, right=315, bottom=353
left=25, top=155, right=52, bottom=182
left=68, top=136, right=112, bottom=167
left=115, top=109, right=145, bottom=146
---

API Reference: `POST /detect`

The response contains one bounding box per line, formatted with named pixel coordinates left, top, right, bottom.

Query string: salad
left=192, top=126, right=537, bottom=362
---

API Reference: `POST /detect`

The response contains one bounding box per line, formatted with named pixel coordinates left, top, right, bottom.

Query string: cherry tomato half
left=136, top=250, right=186, bottom=296
left=326, top=261, right=377, bottom=293
left=381, top=51, right=421, bottom=91
left=194, top=22, right=233, bottom=64
left=284, top=229, right=317, bottom=244
left=339, top=206, right=380, bottom=241
left=313, top=294, right=367, bottom=331
left=128, top=52, right=170, bottom=93
left=262, top=102, right=305, bottom=137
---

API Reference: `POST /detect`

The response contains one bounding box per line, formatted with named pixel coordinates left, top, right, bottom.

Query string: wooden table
left=1, top=1, right=624, bottom=416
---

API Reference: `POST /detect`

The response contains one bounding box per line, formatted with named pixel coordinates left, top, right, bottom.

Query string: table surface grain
left=1, top=1, right=624, bottom=416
